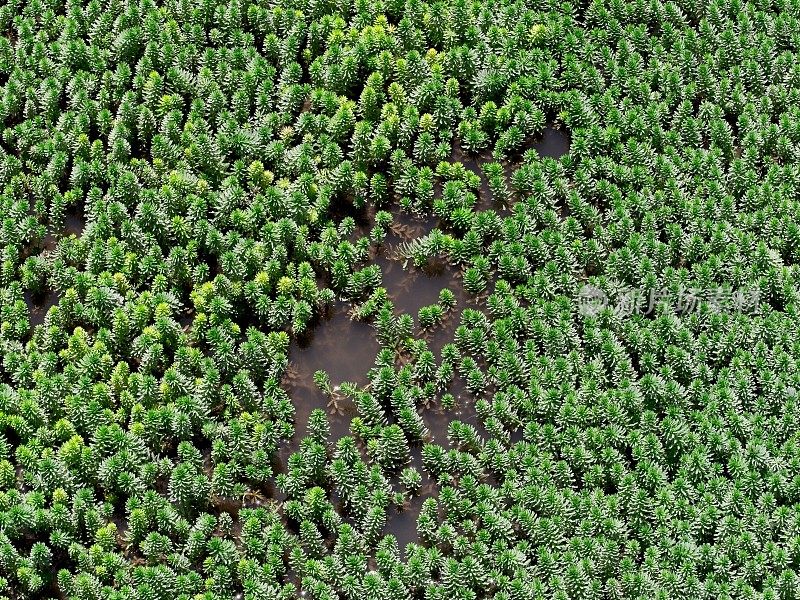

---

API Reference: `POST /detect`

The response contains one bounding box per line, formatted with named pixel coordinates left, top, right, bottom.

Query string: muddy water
left=283, top=302, right=378, bottom=446
left=25, top=289, right=60, bottom=327
left=372, top=199, right=477, bottom=326
left=65, top=211, right=85, bottom=236
left=376, top=251, right=463, bottom=319
left=527, top=126, right=571, bottom=159
left=388, top=495, right=425, bottom=555
left=381, top=202, right=439, bottom=247
left=450, top=125, right=571, bottom=213
left=23, top=203, right=89, bottom=330
left=449, top=143, right=505, bottom=214
left=62, top=199, right=86, bottom=237
left=287, top=303, right=378, bottom=388
left=280, top=253, right=477, bottom=446
left=275, top=127, right=570, bottom=545
left=420, top=288, right=488, bottom=357
left=422, top=376, right=488, bottom=443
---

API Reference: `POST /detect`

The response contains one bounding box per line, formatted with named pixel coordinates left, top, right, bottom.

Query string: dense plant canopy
left=0, top=0, right=799, bottom=598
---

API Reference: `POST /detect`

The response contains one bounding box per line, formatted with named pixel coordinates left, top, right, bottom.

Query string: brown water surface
left=25, top=289, right=60, bottom=327
left=270, top=128, right=572, bottom=548
left=527, top=126, right=571, bottom=159
left=282, top=302, right=377, bottom=456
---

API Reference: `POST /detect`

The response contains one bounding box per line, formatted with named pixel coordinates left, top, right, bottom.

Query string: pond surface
left=376, top=251, right=463, bottom=319
left=25, top=289, right=60, bottom=327
left=385, top=447, right=437, bottom=556
left=274, top=126, right=569, bottom=544
left=282, top=301, right=377, bottom=449
left=528, top=126, right=571, bottom=159
left=65, top=210, right=85, bottom=236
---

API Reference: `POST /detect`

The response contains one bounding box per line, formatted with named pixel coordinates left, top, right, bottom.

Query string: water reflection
left=377, top=252, right=463, bottom=320
left=282, top=302, right=377, bottom=451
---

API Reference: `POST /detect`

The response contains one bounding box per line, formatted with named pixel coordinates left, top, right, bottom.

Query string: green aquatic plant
left=1, top=0, right=800, bottom=597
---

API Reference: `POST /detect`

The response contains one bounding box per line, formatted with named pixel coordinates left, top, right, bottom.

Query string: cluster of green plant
left=1, top=0, right=800, bottom=597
